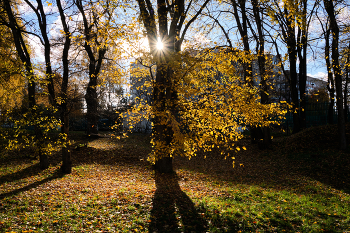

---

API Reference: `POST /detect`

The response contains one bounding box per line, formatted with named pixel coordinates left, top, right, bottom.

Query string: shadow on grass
left=0, top=159, right=60, bottom=187
left=174, top=140, right=350, bottom=196
left=149, top=171, right=207, bottom=233
left=0, top=167, right=63, bottom=200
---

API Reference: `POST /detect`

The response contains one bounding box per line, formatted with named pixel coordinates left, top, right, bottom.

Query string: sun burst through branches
left=156, top=39, right=163, bottom=50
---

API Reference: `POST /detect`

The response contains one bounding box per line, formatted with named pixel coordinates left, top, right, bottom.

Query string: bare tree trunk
left=3, top=0, right=48, bottom=169
left=345, top=73, right=349, bottom=122
left=61, top=111, right=71, bottom=173
left=76, top=0, right=107, bottom=136
left=344, top=42, right=350, bottom=122
left=297, top=28, right=307, bottom=130
left=57, top=0, right=72, bottom=173
left=289, top=43, right=300, bottom=134
left=325, top=28, right=335, bottom=124
left=252, top=0, right=271, bottom=148
left=153, top=0, right=174, bottom=173
left=324, top=0, right=347, bottom=150
left=297, top=0, right=315, bottom=130
left=85, top=84, right=99, bottom=135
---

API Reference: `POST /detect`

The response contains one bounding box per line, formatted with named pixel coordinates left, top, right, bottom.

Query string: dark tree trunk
left=85, top=83, right=99, bottom=135
left=345, top=74, right=349, bottom=122
left=344, top=42, right=350, bottom=122
left=324, top=0, right=347, bottom=150
left=252, top=0, right=271, bottom=148
left=3, top=0, right=48, bottom=169
left=76, top=0, right=107, bottom=136
left=23, top=0, right=58, bottom=169
left=297, top=27, right=307, bottom=130
left=57, top=0, right=72, bottom=173
left=286, top=17, right=300, bottom=134
left=60, top=111, right=71, bottom=173
left=22, top=0, right=56, bottom=106
left=325, top=28, right=335, bottom=124
left=152, top=0, right=174, bottom=173
left=297, top=0, right=315, bottom=130
left=152, top=58, right=176, bottom=173
left=154, top=156, right=174, bottom=173
left=136, top=0, right=209, bottom=173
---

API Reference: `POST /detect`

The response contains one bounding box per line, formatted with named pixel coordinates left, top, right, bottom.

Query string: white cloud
left=308, top=71, right=327, bottom=81
left=28, top=34, right=45, bottom=63
left=339, top=6, right=350, bottom=23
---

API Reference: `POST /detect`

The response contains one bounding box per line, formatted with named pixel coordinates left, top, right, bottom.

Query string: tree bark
left=85, top=80, right=99, bottom=135
left=22, top=0, right=56, bottom=106
left=286, top=16, right=300, bottom=134
left=344, top=42, right=350, bottom=122
left=252, top=0, right=271, bottom=148
left=297, top=26, right=307, bottom=130
left=136, top=0, right=209, bottom=173
left=76, top=0, right=107, bottom=136
left=57, top=0, right=72, bottom=173
left=325, top=28, right=335, bottom=124
left=3, top=0, right=48, bottom=169
left=324, top=0, right=347, bottom=150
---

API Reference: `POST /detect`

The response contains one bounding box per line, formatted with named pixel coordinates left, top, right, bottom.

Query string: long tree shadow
left=0, top=168, right=63, bottom=200
left=0, top=158, right=61, bottom=186
left=149, top=171, right=207, bottom=233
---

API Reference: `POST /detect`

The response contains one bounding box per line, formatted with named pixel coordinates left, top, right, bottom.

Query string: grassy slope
left=0, top=126, right=349, bottom=232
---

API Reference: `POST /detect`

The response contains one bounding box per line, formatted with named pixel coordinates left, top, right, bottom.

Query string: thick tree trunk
left=136, top=0, right=209, bottom=173
left=289, top=51, right=300, bottom=134
left=288, top=36, right=300, bottom=134
left=85, top=83, right=99, bottom=135
left=274, top=4, right=300, bottom=134
left=34, top=124, right=49, bottom=170
left=76, top=0, right=107, bottom=136
left=153, top=61, right=174, bottom=173
left=252, top=0, right=271, bottom=148
left=61, top=111, right=71, bottom=174
left=154, top=156, right=173, bottom=173
left=57, top=0, right=72, bottom=173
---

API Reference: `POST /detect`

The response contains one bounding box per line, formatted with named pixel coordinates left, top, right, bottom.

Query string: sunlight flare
left=156, top=39, right=163, bottom=50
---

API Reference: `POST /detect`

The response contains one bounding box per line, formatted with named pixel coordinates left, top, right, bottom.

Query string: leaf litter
left=0, top=125, right=350, bottom=232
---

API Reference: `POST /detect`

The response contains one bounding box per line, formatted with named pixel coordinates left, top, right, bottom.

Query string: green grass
left=1, top=128, right=350, bottom=232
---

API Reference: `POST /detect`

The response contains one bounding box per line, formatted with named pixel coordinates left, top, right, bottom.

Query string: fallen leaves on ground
left=0, top=127, right=350, bottom=232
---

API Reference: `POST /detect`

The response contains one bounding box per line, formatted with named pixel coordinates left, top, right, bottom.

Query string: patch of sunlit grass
left=177, top=170, right=350, bottom=232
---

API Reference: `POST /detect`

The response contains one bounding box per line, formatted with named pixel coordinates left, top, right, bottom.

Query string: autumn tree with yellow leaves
left=123, top=0, right=287, bottom=173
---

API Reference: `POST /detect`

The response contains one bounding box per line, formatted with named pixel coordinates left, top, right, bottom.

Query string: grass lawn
left=1, top=125, right=350, bottom=232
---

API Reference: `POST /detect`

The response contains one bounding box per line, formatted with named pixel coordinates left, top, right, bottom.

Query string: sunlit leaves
left=122, top=48, right=287, bottom=164
left=0, top=105, right=66, bottom=157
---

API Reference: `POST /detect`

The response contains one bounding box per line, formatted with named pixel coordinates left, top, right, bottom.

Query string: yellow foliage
left=0, top=24, right=25, bottom=113
left=1, top=106, right=66, bottom=156
left=122, top=48, right=286, bottom=163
